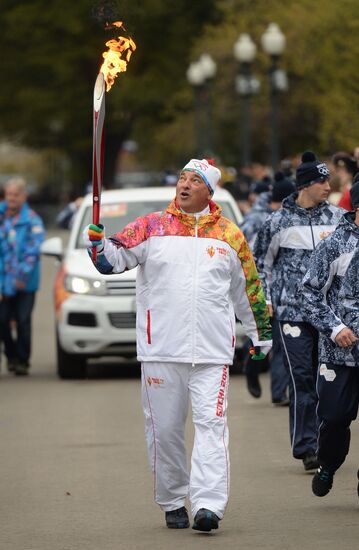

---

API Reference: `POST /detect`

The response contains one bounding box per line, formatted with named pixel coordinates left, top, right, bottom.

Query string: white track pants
left=141, top=362, right=230, bottom=519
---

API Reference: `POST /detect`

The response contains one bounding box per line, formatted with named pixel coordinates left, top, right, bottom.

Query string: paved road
left=0, top=236, right=358, bottom=550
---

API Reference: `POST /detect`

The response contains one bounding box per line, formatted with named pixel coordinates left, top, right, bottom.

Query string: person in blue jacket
left=302, top=176, right=359, bottom=498
left=254, top=152, right=345, bottom=472
left=0, top=177, right=45, bottom=375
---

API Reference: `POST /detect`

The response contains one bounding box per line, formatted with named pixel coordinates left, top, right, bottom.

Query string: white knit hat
left=182, top=158, right=221, bottom=195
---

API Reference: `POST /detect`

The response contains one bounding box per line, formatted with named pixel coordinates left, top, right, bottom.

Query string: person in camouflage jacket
left=241, top=191, right=273, bottom=249
left=254, top=151, right=345, bottom=471
left=341, top=250, right=359, bottom=363
left=241, top=173, right=295, bottom=405
left=302, top=177, right=359, bottom=498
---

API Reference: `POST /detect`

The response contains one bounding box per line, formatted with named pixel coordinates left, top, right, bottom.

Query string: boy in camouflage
left=302, top=176, right=359, bottom=497
left=254, top=152, right=344, bottom=471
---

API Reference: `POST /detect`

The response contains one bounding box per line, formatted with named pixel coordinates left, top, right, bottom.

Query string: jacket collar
left=282, top=192, right=329, bottom=214
left=166, top=198, right=222, bottom=227
left=337, top=211, right=359, bottom=235
left=0, top=201, right=30, bottom=224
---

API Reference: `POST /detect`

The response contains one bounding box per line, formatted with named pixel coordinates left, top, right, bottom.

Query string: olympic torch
left=92, top=73, right=106, bottom=261
left=92, top=21, right=136, bottom=260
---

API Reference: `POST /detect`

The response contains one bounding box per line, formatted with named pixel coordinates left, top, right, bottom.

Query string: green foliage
left=0, top=0, right=218, bottom=186
left=150, top=0, right=359, bottom=167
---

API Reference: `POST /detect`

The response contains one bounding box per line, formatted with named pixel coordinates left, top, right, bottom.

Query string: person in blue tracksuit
left=254, top=151, right=345, bottom=471
left=302, top=176, right=359, bottom=497
left=0, top=177, right=45, bottom=375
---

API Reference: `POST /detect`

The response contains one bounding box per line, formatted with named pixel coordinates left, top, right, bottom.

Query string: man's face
left=5, top=184, right=27, bottom=212
left=176, top=170, right=211, bottom=213
left=303, top=179, right=331, bottom=205
left=334, top=165, right=352, bottom=185
left=248, top=192, right=257, bottom=206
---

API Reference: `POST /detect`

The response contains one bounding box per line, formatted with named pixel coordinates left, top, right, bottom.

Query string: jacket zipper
left=192, top=217, right=199, bottom=366
left=308, top=210, right=316, bottom=250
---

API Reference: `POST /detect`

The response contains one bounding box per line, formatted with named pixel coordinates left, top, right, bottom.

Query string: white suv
left=42, top=187, right=244, bottom=378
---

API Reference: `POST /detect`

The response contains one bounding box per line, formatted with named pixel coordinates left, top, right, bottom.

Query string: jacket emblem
left=206, top=246, right=215, bottom=258
left=319, top=230, right=331, bottom=240
left=147, top=376, right=164, bottom=387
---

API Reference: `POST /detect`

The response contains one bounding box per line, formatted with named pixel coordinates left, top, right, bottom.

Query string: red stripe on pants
left=147, top=310, right=151, bottom=344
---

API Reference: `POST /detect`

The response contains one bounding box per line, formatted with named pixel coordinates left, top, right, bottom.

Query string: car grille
left=108, top=312, right=136, bottom=329
left=68, top=312, right=97, bottom=327
left=105, top=280, right=136, bottom=295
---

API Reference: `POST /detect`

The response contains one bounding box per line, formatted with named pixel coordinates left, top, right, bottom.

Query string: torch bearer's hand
left=250, top=344, right=272, bottom=361
left=83, top=224, right=105, bottom=249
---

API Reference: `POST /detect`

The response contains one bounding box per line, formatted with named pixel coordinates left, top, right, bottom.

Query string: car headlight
left=64, top=275, right=106, bottom=296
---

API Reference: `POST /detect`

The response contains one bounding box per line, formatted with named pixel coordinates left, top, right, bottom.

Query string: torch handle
left=92, top=73, right=106, bottom=262
left=92, top=200, right=100, bottom=262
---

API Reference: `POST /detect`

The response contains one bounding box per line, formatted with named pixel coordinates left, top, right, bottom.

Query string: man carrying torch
left=84, top=158, right=272, bottom=531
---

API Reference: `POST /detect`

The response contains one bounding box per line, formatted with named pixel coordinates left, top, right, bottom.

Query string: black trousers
left=316, top=364, right=359, bottom=471
left=279, top=321, right=319, bottom=458
left=271, top=318, right=289, bottom=402
left=0, top=292, right=36, bottom=364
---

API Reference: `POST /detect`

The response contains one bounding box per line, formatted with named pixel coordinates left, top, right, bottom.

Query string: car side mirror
left=41, top=237, right=63, bottom=261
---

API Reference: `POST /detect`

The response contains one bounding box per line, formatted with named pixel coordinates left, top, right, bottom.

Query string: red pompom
left=206, top=159, right=215, bottom=166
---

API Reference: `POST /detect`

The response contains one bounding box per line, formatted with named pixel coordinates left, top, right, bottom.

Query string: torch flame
left=100, top=21, right=136, bottom=92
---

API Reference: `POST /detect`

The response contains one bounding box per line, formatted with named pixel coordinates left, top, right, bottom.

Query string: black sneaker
left=15, top=362, right=29, bottom=376
left=165, top=507, right=189, bottom=529
left=272, top=397, right=290, bottom=407
left=7, top=358, right=18, bottom=373
left=312, top=466, right=334, bottom=497
left=246, top=372, right=262, bottom=398
left=192, top=508, right=219, bottom=532
left=303, top=453, right=319, bottom=472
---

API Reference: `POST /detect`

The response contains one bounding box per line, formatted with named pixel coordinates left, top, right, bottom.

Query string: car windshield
left=76, top=200, right=237, bottom=248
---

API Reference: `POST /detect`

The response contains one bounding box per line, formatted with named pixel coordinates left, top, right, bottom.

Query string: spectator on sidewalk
left=56, top=196, right=83, bottom=230
left=332, top=152, right=358, bottom=211
left=0, top=177, right=45, bottom=375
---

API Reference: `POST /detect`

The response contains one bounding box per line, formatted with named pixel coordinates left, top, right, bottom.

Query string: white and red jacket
left=89, top=199, right=272, bottom=364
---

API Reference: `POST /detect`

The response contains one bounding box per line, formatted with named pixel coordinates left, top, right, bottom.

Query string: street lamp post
left=187, top=61, right=206, bottom=157
left=187, top=54, right=217, bottom=157
left=261, top=23, right=288, bottom=169
left=233, top=33, right=260, bottom=167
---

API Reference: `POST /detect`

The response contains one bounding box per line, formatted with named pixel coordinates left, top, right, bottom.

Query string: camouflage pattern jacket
left=240, top=192, right=273, bottom=249
left=340, top=248, right=359, bottom=365
left=302, top=213, right=359, bottom=366
left=254, top=192, right=344, bottom=322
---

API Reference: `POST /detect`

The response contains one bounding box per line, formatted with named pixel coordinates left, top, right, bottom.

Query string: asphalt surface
left=0, top=231, right=358, bottom=550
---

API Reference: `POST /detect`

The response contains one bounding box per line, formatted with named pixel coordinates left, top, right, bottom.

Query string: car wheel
left=56, top=333, right=87, bottom=379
